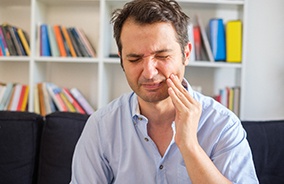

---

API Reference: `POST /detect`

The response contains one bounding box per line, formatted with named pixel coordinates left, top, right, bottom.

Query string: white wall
left=242, top=0, right=284, bottom=120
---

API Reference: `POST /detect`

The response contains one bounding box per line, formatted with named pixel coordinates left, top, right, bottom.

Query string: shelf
left=178, top=0, right=244, bottom=5
left=188, top=61, right=242, bottom=68
left=0, top=57, right=30, bottom=62
left=34, top=57, right=99, bottom=63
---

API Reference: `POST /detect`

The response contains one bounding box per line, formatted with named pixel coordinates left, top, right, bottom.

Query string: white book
left=9, top=84, right=22, bottom=111
left=196, top=15, right=214, bottom=62
left=70, top=88, right=94, bottom=115
left=0, top=85, right=6, bottom=104
left=188, top=23, right=195, bottom=62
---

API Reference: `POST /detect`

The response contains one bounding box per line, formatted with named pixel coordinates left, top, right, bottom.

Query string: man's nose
left=141, top=57, right=158, bottom=79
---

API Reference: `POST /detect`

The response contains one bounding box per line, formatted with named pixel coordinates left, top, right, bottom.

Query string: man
left=70, top=0, right=259, bottom=183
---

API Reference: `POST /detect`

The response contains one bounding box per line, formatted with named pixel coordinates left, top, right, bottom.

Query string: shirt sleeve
left=70, top=115, right=113, bottom=184
left=211, top=118, right=259, bottom=184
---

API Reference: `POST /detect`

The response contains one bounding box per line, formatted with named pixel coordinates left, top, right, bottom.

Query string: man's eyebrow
left=126, top=49, right=173, bottom=58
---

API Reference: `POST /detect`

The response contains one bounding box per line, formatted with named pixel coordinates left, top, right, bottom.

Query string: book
left=0, top=84, right=7, bottom=104
left=40, top=24, right=51, bottom=56
left=34, top=85, right=40, bottom=114
left=226, top=20, right=242, bottom=62
left=0, top=83, right=14, bottom=110
left=17, top=28, right=30, bottom=56
left=70, top=88, right=94, bottom=115
left=8, top=25, right=22, bottom=56
left=233, top=87, right=240, bottom=117
left=196, top=15, right=214, bottom=62
left=61, top=26, right=77, bottom=57
left=70, top=27, right=90, bottom=57
left=1, top=24, right=17, bottom=56
left=37, top=83, right=46, bottom=116
left=54, top=25, right=67, bottom=57
left=46, top=83, right=68, bottom=112
left=62, top=87, right=86, bottom=114
left=193, top=25, right=202, bottom=61
left=47, top=25, right=60, bottom=57
left=60, top=92, right=76, bottom=112
left=75, top=27, right=96, bottom=57
left=60, top=26, right=71, bottom=57
left=17, top=84, right=29, bottom=111
left=209, top=18, right=226, bottom=61
left=187, top=23, right=195, bottom=62
left=7, top=84, right=22, bottom=111
left=12, top=27, right=27, bottom=56
left=67, top=28, right=83, bottom=57
left=0, top=26, right=9, bottom=56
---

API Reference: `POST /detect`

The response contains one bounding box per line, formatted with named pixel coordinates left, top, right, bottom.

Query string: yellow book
left=226, top=20, right=242, bottom=62
left=17, top=28, right=30, bottom=56
left=21, top=85, right=29, bottom=111
left=60, top=92, right=76, bottom=112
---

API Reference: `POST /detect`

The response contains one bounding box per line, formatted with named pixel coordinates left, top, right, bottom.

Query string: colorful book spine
left=54, top=25, right=67, bottom=57
left=196, top=15, right=215, bottom=62
left=61, top=26, right=77, bottom=57
left=47, top=25, right=60, bottom=57
left=62, top=87, right=86, bottom=114
left=40, top=24, right=51, bottom=56
left=226, top=20, right=242, bottom=62
left=17, top=28, right=30, bottom=56
left=0, top=26, right=9, bottom=56
left=209, top=18, right=226, bottom=61
left=70, top=88, right=94, bottom=115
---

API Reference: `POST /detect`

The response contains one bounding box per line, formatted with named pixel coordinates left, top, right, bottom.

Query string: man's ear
left=184, top=42, right=191, bottom=65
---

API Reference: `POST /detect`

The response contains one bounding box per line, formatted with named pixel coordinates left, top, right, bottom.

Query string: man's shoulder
left=91, top=92, right=135, bottom=121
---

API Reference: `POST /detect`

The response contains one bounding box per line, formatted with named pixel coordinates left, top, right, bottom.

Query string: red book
left=193, top=26, right=202, bottom=61
left=62, top=87, right=86, bottom=114
left=17, top=85, right=27, bottom=111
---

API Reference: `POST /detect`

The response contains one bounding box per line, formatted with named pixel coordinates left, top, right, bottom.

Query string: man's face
left=120, top=19, right=190, bottom=103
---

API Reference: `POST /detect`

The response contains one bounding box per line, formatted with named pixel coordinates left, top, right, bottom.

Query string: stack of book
left=214, top=86, right=241, bottom=116
left=0, top=23, right=30, bottom=56
left=189, top=15, right=242, bottom=63
left=35, top=82, right=95, bottom=116
left=0, top=82, right=29, bottom=111
left=39, top=24, right=96, bottom=57
left=0, top=82, right=95, bottom=116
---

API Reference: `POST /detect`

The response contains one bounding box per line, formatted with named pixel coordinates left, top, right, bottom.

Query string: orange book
left=61, top=26, right=77, bottom=57
left=21, top=85, right=29, bottom=111
left=37, top=83, right=46, bottom=116
left=17, top=85, right=27, bottom=111
left=53, top=25, right=67, bottom=57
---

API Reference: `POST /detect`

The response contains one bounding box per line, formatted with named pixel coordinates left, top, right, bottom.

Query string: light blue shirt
left=70, top=79, right=259, bottom=184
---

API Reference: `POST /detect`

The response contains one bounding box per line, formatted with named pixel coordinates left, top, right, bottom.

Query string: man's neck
left=138, top=96, right=175, bottom=126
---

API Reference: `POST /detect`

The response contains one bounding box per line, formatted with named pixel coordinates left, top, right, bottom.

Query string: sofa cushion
left=37, top=111, right=89, bottom=184
left=242, top=120, right=284, bottom=184
left=0, top=111, right=44, bottom=184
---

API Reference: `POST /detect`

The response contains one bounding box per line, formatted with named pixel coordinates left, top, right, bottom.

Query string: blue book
left=209, top=19, right=226, bottom=61
left=40, top=24, right=51, bottom=56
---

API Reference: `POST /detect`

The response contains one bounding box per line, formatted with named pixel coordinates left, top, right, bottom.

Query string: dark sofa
left=0, top=111, right=283, bottom=184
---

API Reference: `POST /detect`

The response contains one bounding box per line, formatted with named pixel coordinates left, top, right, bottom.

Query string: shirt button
left=159, top=165, right=163, bottom=170
left=144, top=137, right=149, bottom=142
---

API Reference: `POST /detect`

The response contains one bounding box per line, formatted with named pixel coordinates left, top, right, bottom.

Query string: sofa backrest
left=37, top=111, right=89, bottom=184
left=0, top=111, right=44, bottom=184
left=242, top=120, right=284, bottom=184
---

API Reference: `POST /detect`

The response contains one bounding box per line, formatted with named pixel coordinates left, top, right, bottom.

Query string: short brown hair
left=111, top=0, right=190, bottom=67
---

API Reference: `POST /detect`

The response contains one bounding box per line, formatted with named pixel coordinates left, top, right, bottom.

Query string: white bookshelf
left=0, top=0, right=247, bottom=118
